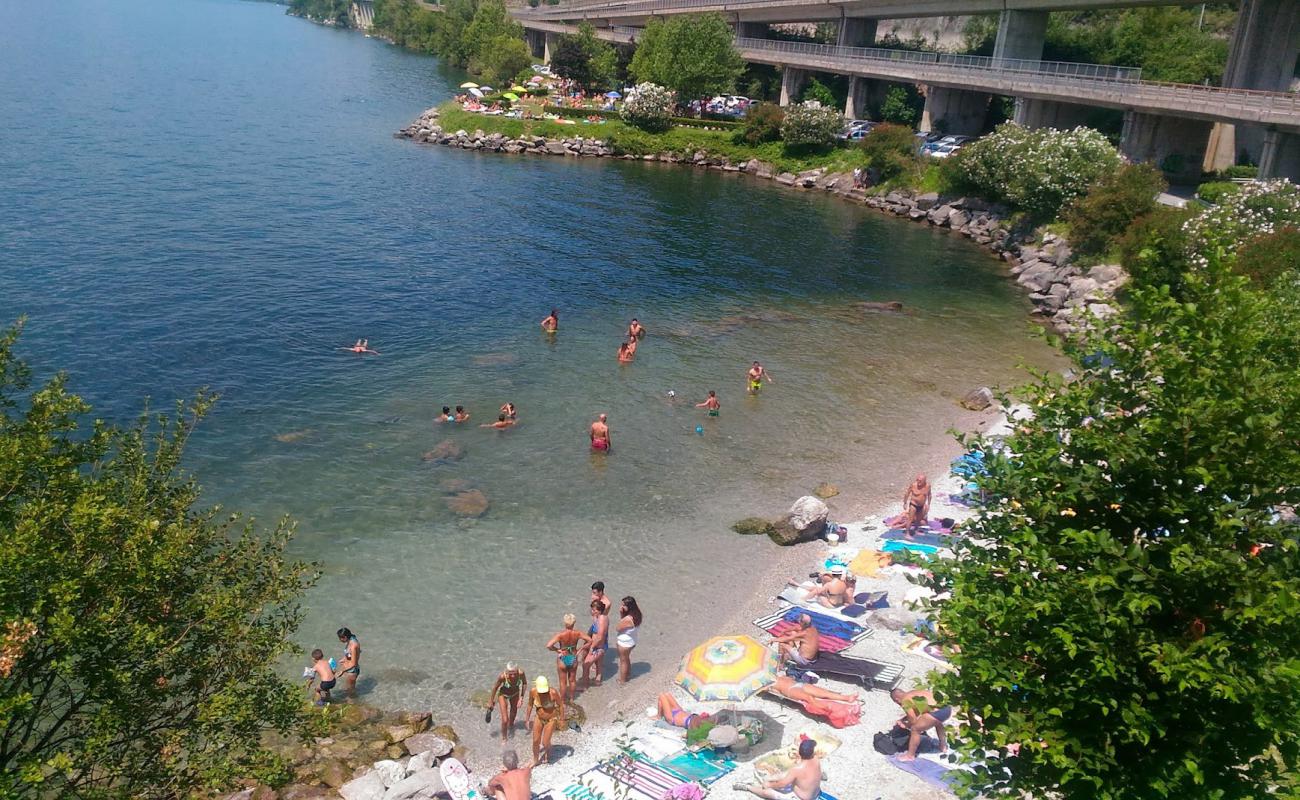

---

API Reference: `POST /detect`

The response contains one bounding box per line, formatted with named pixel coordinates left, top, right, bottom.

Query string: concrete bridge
left=515, top=0, right=1300, bottom=181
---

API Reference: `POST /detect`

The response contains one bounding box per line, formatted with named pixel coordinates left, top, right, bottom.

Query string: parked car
left=922, top=134, right=974, bottom=155
left=929, top=142, right=963, bottom=159
left=836, top=119, right=876, bottom=140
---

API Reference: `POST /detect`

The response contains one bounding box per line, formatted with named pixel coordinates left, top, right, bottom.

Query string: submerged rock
left=422, top=440, right=464, bottom=463
left=274, top=428, right=314, bottom=443
left=732, top=517, right=776, bottom=536
left=468, top=688, right=494, bottom=709
left=813, top=483, right=839, bottom=499
left=445, top=489, right=489, bottom=517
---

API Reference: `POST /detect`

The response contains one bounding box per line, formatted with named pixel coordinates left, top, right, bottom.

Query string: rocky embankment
left=398, top=107, right=1127, bottom=331
left=224, top=706, right=460, bottom=800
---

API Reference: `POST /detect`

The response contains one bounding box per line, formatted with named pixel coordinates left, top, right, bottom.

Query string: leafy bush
left=620, top=82, right=674, bottom=132
left=549, top=22, right=617, bottom=91
left=801, top=77, right=836, bottom=107
left=1195, top=181, right=1241, bottom=205
left=949, top=124, right=1122, bottom=219
left=779, top=100, right=842, bottom=149
left=1063, top=163, right=1166, bottom=257
left=606, top=127, right=659, bottom=156
left=1116, top=205, right=1193, bottom=295
left=1234, top=227, right=1300, bottom=287
left=1183, top=179, right=1300, bottom=268
left=1221, top=165, right=1258, bottom=180
left=859, top=123, right=918, bottom=181
left=738, top=102, right=784, bottom=145
left=879, top=85, right=919, bottom=127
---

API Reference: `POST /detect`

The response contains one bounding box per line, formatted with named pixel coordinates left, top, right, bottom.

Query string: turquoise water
left=0, top=0, right=1055, bottom=741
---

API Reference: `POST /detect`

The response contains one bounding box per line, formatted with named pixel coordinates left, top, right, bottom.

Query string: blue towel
left=880, top=540, right=941, bottom=556
left=781, top=607, right=865, bottom=641
left=656, top=749, right=734, bottom=786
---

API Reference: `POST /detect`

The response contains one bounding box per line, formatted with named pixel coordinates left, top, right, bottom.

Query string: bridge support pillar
left=992, top=10, right=1048, bottom=63
left=920, top=86, right=989, bottom=136
left=543, top=31, right=558, bottom=63
left=837, top=17, right=877, bottom=49
left=1013, top=98, right=1093, bottom=130
left=736, top=21, right=768, bottom=40
left=1260, top=130, right=1300, bottom=181
left=1120, top=111, right=1212, bottom=185
left=844, top=77, right=889, bottom=119
left=1208, top=0, right=1300, bottom=166
left=525, top=28, right=546, bottom=60
left=779, top=67, right=808, bottom=106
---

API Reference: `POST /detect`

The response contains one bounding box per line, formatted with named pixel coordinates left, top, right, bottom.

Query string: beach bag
left=873, top=726, right=910, bottom=755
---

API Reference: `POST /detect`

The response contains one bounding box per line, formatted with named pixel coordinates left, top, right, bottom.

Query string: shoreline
left=398, top=105, right=1128, bottom=335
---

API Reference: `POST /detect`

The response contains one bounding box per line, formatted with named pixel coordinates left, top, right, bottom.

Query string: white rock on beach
left=382, top=768, right=445, bottom=800
left=788, top=495, right=829, bottom=535
left=338, top=770, right=386, bottom=800
left=371, top=759, right=407, bottom=788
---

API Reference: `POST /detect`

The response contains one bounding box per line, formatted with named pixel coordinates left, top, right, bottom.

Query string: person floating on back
left=343, top=338, right=379, bottom=355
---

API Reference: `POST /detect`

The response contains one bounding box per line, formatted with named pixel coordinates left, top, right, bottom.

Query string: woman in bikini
left=488, top=662, right=527, bottom=740
left=546, top=614, right=589, bottom=703
left=656, top=693, right=712, bottom=730
left=524, top=676, right=564, bottom=764
left=616, top=596, right=643, bottom=684
left=581, top=599, right=608, bottom=689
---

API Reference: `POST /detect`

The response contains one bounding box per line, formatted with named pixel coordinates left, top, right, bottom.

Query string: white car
left=929, top=143, right=962, bottom=159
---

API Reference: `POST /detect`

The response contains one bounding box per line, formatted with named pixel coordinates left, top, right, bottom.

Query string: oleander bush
left=1064, top=163, right=1166, bottom=257
left=779, top=100, right=842, bottom=149
left=1183, top=179, right=1300, bottom=268
left=859, top=123, right=919, bottom=181
left=1234, top=227, right=1300, bottom=287
left=620, top=82, right=675, bottom=132
left=948, top=124, right=1123, bottom=219
left=738, top=102, right=784, bottom=145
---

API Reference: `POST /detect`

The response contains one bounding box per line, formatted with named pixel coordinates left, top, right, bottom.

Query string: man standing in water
left=902, top=473, right=932, bottom=538
left=696, top=390, right=720, bottom=416
left=540, top=309, right=558, bottom=333
left=737, top=738, right=822, bottom=799
left=336, top=627, right=361, bottom=699
left=747, top=362, right=773, bottom=394
left=590, top=414, right=611, bottom=452
left=628, top=319, right=645, bottom=339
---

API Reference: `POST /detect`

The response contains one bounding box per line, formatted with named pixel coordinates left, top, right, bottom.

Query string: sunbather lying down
left=656, top=693, right=712, bottom=730
left=764, top=675, right=862, bottom=729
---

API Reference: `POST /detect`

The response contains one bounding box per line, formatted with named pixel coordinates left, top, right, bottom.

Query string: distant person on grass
left=487, top=749, right=534, bottom=800
left=890, top=687, right=952, bottom=760
left=736, top=738, right=822, bottom=800
left=336, top=627, right=361, bottom=698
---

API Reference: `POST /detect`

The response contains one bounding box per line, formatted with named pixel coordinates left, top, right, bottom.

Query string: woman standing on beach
left=546, top=614, right=589, bottom=703
left=487, top=662, right=527, bottom=740
left=524, top=676, right=564, bottom=764
left=615, top=596, right=643, bottom=684
left=581, top=598, right=609, bottom=688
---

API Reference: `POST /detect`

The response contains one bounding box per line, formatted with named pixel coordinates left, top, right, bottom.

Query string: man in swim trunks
left=617, top=342, right=634, bottom=362
left=590, top=414, right=611, bottom=452
left=336, top=627, right=361, bottom=698
left=696, top=390, right=720, bottom=416
left=736, top=737, right=822, bottom=800
left=891, top=687, right=951, bottom=760
left=307, top=648, right=336, bottom=706
left=540, top=309, right=558, bottom=332
left=481, top=414, right=516, bottom=429
left=628, top=319, right=645, bottom=339
left=747, top=361, right=773, bottom=394
left=487, top=749, right=534, bottom=800
left=656, top=692, right=712, bottom=730
left=773, top=614, right=820, bottom=666
left=902, top=473, right=932, bottom=538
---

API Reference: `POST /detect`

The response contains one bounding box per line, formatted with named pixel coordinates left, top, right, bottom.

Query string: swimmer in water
left=747, top=361, right=773, bottom=394
left=454, top=405, right=470, bottom=423
left=501, top=402, right=517, bottom=420
left=696, top=390, right=720, bottom=416
left=590, top=414, right=611, bottom=452
left=628, top=319, right=645, bottom=339
left=625, top=335, right=638, bottom=357
left=482, top=414, right=516, bottom=429
left=343, top=339, right=379, bottom=355
left=617, top=342, right=634, bottom=363
left=541, top=309, right=558, bottom=333
left=438, top=406, right=454, bottom=423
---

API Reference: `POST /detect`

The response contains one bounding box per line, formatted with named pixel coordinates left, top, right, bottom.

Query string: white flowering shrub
left=620, top=83, right=674, bottom=132
left=779, top=100, right=843, bottom=148
left=1183, top=180, right=1300, bottom=267
left=949, top=124, right=1122, bottom=219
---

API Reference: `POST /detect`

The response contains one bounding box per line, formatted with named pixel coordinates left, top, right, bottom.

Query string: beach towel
left=762, top=618, right=853, bottom=654
left=899, top=634, right=951, bottom=665
left=883, top=515, right=954, bottom=532
left=656, top=749, right=734, bottom=786
left=888, top=755, right=962, bottom=791
left=880, top=539, right=941, bottom=556
left=854, top=591, right=889, bottom=608
left=628, top=730, right=687, bottom=762
left=763, top=690, right=861, bottom=728
left=817, top=792, right=840, bottom=800
left=848, top=549, right=890, bottom=578
left=752, top=609, right=871, bottom=653
left=596, top=755, right=687, bottom=800
left=774, top=593, right=878, bottom=634
left=881, top=529, right=957, bottom=548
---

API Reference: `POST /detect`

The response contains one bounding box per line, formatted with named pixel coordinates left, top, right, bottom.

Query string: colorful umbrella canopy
left=459, top=82, right=479, bottom=89
left=510, top=85, right=529, bottom=92
left=529, top=76, right=545, bottom=84
left=675, top=634, right=778, bottom=702
left=605, top=91, right=622, bottom=98
left=467, top=87, right=484, bottom=98
left=502, top=92, right=520, bottom=101
left=479, top=86, right=495, bottom=93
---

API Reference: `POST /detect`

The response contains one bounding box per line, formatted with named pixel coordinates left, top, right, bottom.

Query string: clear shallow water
left=1, top=0, right=1056, bottom=744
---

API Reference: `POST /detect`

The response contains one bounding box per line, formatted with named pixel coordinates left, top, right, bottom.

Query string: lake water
left=0, top=0, right=1056, bottom=749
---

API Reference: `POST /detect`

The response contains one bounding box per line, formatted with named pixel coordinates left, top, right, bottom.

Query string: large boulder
left=372, top=759, right=408, bottom=787
left=915, top=192, right=940, bottom=211
left=383, top=768, right=445, bottom=800
left=319, top=758, right=352, bottom=789
left=340, top=771, right=387, bottom=800
left=770, top=496, right=829, bottom=545
left=445, top=489, right=489, bottom=518
left=404, top=733, right=454, bottom=759
left=959, top=387, right=995, bottom=411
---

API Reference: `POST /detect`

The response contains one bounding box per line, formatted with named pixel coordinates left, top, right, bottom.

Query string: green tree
left=432, top=0, right=478, bottom=65
left=801, top=77, right=836, bottom=107
left=879, top=86, right=919, bottom=127
left=628, top=14, right=744, bottom=107
left=1062, top=162, right=1166, bottom=257
left=549, top=22, right=617, bottom=91
left=475, top=34, right=532, bottom=86
left=928, top=256, right=1300, bottom=800
left=859, top=123, right=918, bottom=180
left=461, top=0, right=522, bottom=72
left=0, top=323, right=318, bottom=798
left=288, top=0, right=351, bottom=26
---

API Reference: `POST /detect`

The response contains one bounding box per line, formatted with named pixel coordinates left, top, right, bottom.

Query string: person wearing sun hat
left=524, top=675, right=564, bottom=764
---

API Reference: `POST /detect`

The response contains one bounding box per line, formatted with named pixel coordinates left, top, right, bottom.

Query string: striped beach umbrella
left=674, top=634, right=778, bottom=702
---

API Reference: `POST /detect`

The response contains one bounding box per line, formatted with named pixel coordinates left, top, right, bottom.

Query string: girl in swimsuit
left=581, top=599, right=609, bottom=688
left=546, top=614, right=590, bottom=703
left=489, top=662, right=527, bottom=740
left=616, top=596, right=643, bottom=685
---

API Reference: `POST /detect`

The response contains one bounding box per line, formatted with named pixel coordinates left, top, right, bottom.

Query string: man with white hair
left=487, top=749, right=534, bottom=800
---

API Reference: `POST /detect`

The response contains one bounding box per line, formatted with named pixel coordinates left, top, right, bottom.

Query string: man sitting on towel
left=772, top=613, right=820, bottom=666
left=736, top=737, right=823, bottom=800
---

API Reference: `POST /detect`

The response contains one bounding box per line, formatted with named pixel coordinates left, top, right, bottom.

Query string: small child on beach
left=306, top=648, right=336, bottom=706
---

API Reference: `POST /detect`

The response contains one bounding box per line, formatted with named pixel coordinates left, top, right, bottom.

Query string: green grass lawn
left=435, top=101, right=872, bottom=176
